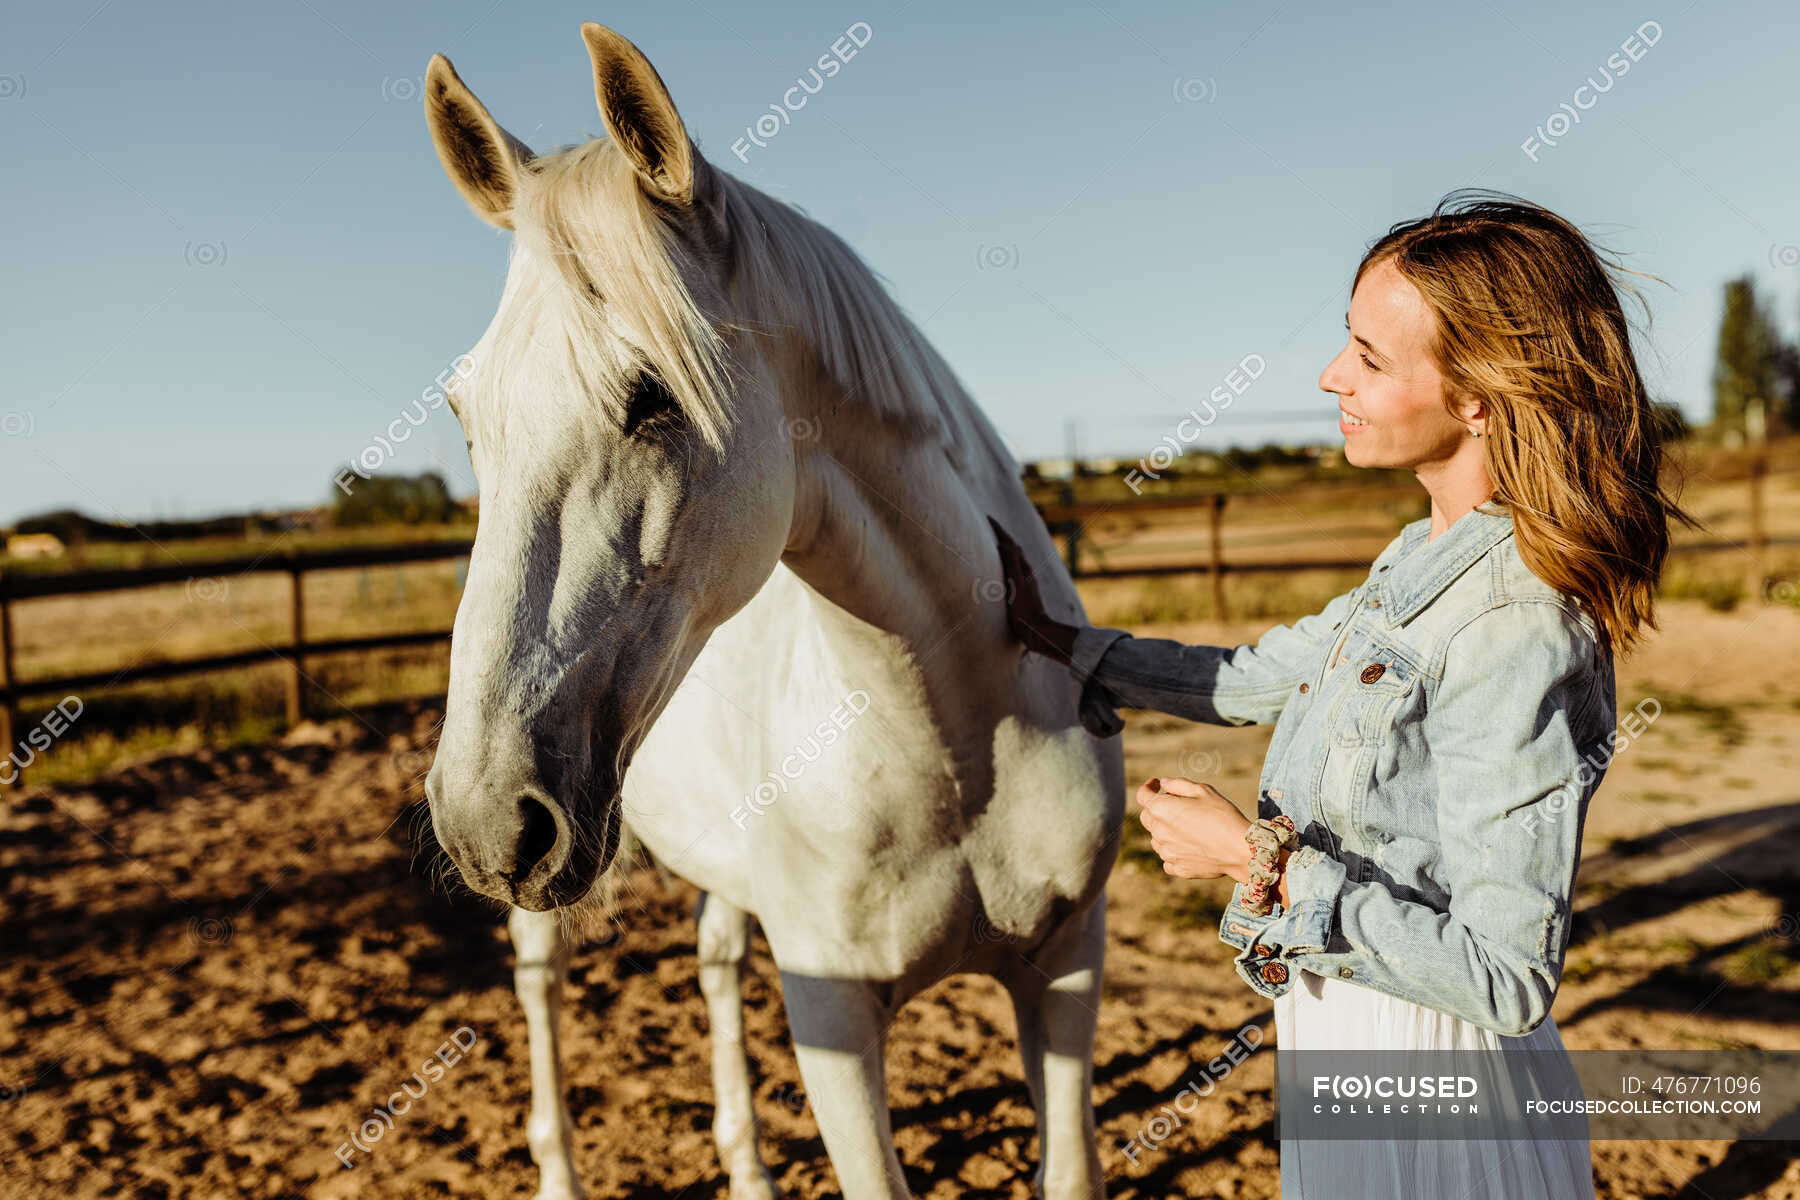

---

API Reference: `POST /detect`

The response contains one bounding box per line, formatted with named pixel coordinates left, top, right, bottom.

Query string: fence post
left=0, top=584, right=15, bottom=783
left=1748, top=450, right=1768, bottom=602
left=1209, top=493, right=1228, bottom=621
left=1059, top=483, right=1081, bottom=578
left=286, top=558, right=306, bottom=725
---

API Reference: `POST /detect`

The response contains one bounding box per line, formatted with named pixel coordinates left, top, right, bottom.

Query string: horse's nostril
left=515, top=793, right=563, bottom=883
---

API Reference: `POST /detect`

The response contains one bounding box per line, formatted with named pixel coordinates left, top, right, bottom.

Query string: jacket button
left=1298, top=682, right=1309, bottom=693
left=1254, top=943, right=1274, bottom=957
left=1360, top=663, right=1386, bottom=684
left=1339, top=966, right=1354, bottom=979
left=1260, top=962, right=1289, bottom=986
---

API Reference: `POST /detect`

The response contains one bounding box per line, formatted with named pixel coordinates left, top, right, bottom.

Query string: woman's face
left=1318, top=256, right=1480, bottom=471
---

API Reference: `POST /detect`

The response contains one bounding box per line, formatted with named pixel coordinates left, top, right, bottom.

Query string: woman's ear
left=1451, top=393, right=1489, bottom=437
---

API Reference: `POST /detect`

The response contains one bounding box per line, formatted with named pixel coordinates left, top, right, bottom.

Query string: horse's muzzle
left=428, top=766, right=620, bottom=911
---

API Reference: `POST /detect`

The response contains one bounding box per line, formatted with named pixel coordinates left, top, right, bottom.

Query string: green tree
left=1711, top=276, right=1780, bottom=441
left=1774, top=291, right=1800, bottom=435
left=331, top=470, right=456, bottom=527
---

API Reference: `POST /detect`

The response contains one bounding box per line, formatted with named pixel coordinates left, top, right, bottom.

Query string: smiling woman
left=1329, top=197, right=1691, bottom=655
left=994, top=190, right=1694, bottom=1200
left=1327, top=257, right=1480, bottom=470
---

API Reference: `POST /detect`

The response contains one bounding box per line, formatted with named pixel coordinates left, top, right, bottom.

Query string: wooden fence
left=0, top=539, right=476, bottom=768
left=0, top=460, right=1786, bottom=781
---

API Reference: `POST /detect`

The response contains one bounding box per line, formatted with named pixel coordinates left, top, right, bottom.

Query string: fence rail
left=0, top=538, right=480, bottom=601
left=0, top=540, right=477, bottom=768
left=0, top=459, right=1787, bottom=779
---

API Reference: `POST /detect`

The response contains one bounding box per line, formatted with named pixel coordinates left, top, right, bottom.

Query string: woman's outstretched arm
left=990, top=516, right=1364, bottom=728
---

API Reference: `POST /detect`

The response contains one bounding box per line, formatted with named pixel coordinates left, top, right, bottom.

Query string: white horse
left=421, top=24, right=1124, bottom=1199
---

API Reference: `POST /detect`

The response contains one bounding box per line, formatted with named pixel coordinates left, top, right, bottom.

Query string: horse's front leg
left=509, top=906, right=582, bottom=1200
left=778, top=971, right=910, bottom=1199
left=696, top=891, right=780, bottom=1199
left=1003, top=895, right=1107, bottom=1199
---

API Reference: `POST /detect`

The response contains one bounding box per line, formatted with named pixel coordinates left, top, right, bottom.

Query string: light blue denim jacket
left=1070, top=500, right=1617, bottom=1036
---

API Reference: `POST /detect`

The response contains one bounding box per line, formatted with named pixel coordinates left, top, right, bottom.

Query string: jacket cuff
left=1077, top=683, right=1125, bottom=739
left=1217, top=881, right=1270, bottom=951
left=1215, top=849, right=1347, bottom=998
left=1068, top=627, right=1130, bottom=738
left=1216, top=883, right=1289, bottom=997
left=1067, top=626, right=1129, bottom=682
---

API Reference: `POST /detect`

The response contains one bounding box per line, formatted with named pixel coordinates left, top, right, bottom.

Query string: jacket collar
left=1374, top=499, right=1514, bottom=628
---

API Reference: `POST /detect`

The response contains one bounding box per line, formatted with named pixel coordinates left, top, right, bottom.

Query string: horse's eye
left=622, top=372, right=683, bottom=439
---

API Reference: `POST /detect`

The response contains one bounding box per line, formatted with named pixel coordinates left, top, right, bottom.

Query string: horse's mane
left=490, top=136, right=998, bottom=470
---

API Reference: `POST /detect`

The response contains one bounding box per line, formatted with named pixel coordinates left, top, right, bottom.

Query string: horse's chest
left=620, top=569, right=1121, bottom=971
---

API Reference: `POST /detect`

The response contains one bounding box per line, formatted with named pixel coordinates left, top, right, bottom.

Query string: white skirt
left=1275, top=969, right=1595, bottom=1199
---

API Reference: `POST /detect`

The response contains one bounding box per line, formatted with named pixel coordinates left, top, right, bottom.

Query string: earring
left=1468, top=427, right=1483, bottom=438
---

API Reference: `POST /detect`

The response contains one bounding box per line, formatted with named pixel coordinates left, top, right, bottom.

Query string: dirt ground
left=2, top=599, right=1798, bottom=1199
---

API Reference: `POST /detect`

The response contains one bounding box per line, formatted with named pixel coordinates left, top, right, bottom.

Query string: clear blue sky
left=3, top=0, right=1795, bottom=526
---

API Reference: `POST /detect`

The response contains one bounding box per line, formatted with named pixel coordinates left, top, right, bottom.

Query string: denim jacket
left=1070, top=500, right=1617, bottom=1036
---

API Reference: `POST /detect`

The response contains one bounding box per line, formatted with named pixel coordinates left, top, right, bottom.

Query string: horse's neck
left=778, top=393, right=1024, bottom=733
left=783, top=425, right=981, bottom=636
left=738, top=207, right=1067, bottom=728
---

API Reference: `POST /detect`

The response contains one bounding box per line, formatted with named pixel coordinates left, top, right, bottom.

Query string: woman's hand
left=988, top=517, right=1079, bottom=664
left=1137, top=776, right=1257, bottom=883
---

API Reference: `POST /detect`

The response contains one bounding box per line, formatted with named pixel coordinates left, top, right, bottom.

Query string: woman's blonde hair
left=1357, top=189, right=1694, bottom=654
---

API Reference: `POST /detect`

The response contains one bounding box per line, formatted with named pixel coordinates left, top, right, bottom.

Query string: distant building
left=6, top=532, right=66, bottom=559
left=1086, top=456, right=1135, bottom=473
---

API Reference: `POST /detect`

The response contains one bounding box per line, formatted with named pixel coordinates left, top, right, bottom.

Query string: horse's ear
left=425, top=54, right=535, bottom=229
left=580, top=22, right=694, bottom=204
